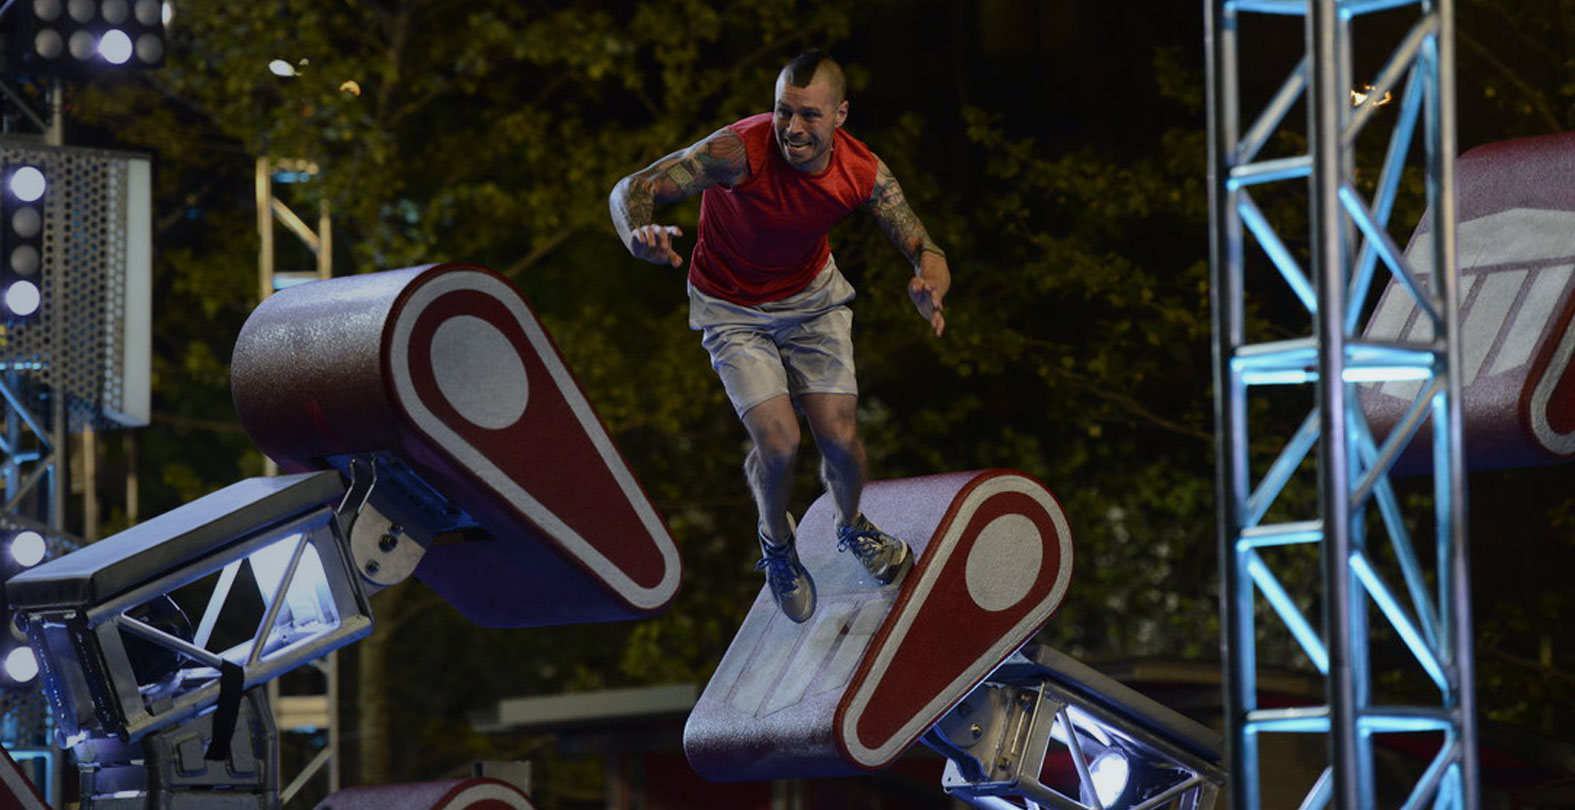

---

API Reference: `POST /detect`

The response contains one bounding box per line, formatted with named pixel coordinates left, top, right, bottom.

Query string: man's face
left=773, top=71, right=848, bottom=173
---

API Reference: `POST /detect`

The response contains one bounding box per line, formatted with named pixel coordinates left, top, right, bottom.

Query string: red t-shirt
left=689, top=112, right=879, bottom=305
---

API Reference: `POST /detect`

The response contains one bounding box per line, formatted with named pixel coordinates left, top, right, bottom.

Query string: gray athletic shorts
left=688, top=257, right=858, bottom=418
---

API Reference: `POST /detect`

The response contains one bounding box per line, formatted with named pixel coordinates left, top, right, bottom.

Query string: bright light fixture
left=4, top=647, right=38, bottom=682
left=11, top=530, right=47, bottom=567
left=1090, top=750, right=1131, bottom=808
left=99, top=28, right=132, bottom=64
left=5, top=281, right=41, bottom=317
left=10, top=166, right=46, bottom=202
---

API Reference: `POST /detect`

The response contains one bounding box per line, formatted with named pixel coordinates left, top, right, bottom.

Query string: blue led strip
left=1304, top=767, right=1335, bottom=810
left=1240, top=192, right=1319, bottom=312
left=1350, top=552, right=1448, bottom=690
left=1339, top=183, right=1442, bottom=327
left=1239, top=520, right=1323, bottom=548
left=1348, top=375, right=1440, bottom=506
left=1229, top=155, right=1313, bottom=188
left=1244, top=548, right=1330, bottom=672
left=1350, top=404, right=1445, bottom=650
left=1238, top=57, right=1310, bottom=165
left=1244, top=409, right=1320, bottom=528
left=1346, top=67, right=1427, bottom=334
left=1398, top=732, right=1458, bottom=810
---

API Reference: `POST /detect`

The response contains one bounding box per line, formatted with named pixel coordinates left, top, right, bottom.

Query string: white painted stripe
left=764, top=601, right=857, bottom=715
left=1491, top=264, right=1573, bottom=375
left=1461, top=270, right=1526, bottom=385
left=708, top=597, right=772, bottom=702
left=387, top=270, right=680, bottom=609
left=1458, top=208, right=1575, bottom=268
left=729, top=615, right=800, bottom=716
left=1381, top=274, right=1472, bottom=401
left=1411, top=209, right=1575, bottom=272
left=1530, top=320, right=1575, bottom=455
left=1367, top=286, right=1415, bottom=341
left=819, top=600, right=891, bottom=696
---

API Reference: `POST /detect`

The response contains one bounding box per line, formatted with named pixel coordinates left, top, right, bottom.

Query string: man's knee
left=744, top=403, right=801, bottom=470
left=811, top=412, right=861, bottom=467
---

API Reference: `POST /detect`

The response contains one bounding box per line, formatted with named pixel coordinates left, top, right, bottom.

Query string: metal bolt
left=970, top=724, right=983, bottom=740
left=378, top=533, right=399, bottom=552
left=365, top=560, right=381, bottom=575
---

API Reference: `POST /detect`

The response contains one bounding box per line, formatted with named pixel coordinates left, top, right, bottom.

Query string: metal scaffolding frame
left=1207, top=0, right=1478, bottom=808
left=256, top=156, right=341, bottom=801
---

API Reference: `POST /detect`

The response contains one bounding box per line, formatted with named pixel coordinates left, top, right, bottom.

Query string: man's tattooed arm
left=867, top=157, right=952, bottom=336
left=610, top=127, right=750, bottom=257
left=867, top=158, right=946, bottom=267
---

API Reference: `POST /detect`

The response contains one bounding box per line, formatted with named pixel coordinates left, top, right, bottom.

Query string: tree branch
left=1457, top=27, right=1564, bottom=133
left=501, top=222, right=586, bottom=278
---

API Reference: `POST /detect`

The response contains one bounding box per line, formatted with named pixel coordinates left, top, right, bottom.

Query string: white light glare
left=4, top=647, right=38, bottom=682
left=9, top=167, right=46, bottom=203
left=11, top=531, right=46, bottom=567
left=1239, top=366, right=1432, bottom=386
left=5, top=282, right=41, bottom=317
left=1089, top=750, right=1131, bottom=808
left=269, top=59, right=296, bottom=77
left=99, top=29, right=133, bottom=65
left=1342, top=365, right=1432, bottom=383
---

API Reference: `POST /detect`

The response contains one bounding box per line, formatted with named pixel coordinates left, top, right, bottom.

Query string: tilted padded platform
left=684, top=470, right=1073, bottom=780
left=6, top=471, right=343, bottom=610
left=1363, top=132, right=1575, bottom=471
left=230, top=263, right=680, bottom=627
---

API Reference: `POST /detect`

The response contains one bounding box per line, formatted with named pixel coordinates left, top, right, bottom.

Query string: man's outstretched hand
left=909, top=275, right=946, bottom=337
left=630, top=224, right=685, bottom=268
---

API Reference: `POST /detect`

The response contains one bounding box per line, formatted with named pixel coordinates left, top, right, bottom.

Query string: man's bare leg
left=800, top=393, right=866, bottom=527
left=741, top=394, right=817, bottom=621
left=802, top=392, right=911, bottom=585
left=741, top=395, right=801, bottom=544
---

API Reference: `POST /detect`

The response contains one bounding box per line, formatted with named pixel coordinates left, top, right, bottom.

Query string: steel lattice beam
left=1207, top=0, right=1479, bottom=807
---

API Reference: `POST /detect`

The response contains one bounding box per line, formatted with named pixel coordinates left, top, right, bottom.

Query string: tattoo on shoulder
left=869, top=160, right=944, bottom=264
left=648, top=130, right=748, bottom=201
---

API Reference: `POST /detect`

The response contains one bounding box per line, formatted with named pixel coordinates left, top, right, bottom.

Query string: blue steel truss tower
left=1206, top=0, right=1479, bottom=808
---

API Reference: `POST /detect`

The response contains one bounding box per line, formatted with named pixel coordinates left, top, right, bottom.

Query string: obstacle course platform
left=1364, top=132, right=1575, bottom=471
left=684, top=469, right=1073, bottom=780
left=231, top=263, right=680, bottom=627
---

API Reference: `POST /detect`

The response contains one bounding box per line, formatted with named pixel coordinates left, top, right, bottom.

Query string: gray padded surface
left=6, top=471, right=344, bottom=609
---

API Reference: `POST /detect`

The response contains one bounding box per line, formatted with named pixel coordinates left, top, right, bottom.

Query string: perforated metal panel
left=0, top=136, right=150, bottom=431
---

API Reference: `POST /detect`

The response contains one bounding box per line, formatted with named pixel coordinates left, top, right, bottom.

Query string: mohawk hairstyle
left=781, top=49, right=846, bottom=102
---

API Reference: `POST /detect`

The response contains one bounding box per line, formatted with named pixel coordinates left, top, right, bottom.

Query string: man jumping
left=609, top=50, right=951, bottom=622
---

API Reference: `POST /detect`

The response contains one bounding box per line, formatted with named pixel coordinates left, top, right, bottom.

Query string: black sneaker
left=756, top=515, right=816, bottom=622
left=836, top=513, right=914, bottom=585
